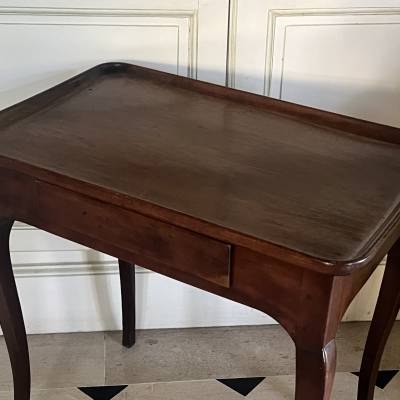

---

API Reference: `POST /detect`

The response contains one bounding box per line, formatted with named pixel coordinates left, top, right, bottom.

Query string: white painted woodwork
left=15, top=268, right=272, bottom=334
left=0, top=0, right=229, bottom=110
left=1, top=0, right=262, bottom=334
left=1, top=0, right=399, bottom=333
left=231, top=0, right=400, bottom=321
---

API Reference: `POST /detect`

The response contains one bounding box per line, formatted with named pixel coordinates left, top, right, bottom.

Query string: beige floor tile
left=112, top=383, right=153, bottom=399
left=331, top=373, right=385, bottom=400
left=0, top=322, right=398, bottom=393
left=122, top=380, right=244, bottom=400
left=247, top=373, right=386, bottom=400
left=0, top=332, right=105, bottom=391
left=0, top=388, right=88, bottom=400
left=248, top=375, right=295, bottom=400
left=383, top=372, right=400, bottom=400
left=105, top=325, right=296, bottom=385
left=31, top=388, right=90, bottom=400
left=336, top=322, right=400, bottom=372
left=0, top=370, right=396, bottom=400
left=105, top=322, right=400, bottom=385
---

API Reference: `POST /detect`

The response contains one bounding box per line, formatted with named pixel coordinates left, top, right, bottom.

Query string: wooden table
left=1, top=63, right=400, bottom=400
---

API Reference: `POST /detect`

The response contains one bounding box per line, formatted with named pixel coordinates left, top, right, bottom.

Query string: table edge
left=1, top=62, right=400, bottom=274
left=1, top=156, right=398, bottom=276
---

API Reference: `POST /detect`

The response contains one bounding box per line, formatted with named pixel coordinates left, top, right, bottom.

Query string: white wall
left=3, top=0, right=273, bottom=334
left=1, top=0, right=399, bottom=334
left=230, top=0, right=400, bottom=323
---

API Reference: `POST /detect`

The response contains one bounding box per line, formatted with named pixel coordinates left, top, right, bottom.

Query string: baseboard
left=14, top=265, right=275, bottom=334
left=11, top=260, right=397, bottom=335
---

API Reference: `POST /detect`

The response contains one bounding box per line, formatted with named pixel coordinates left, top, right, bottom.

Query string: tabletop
left=1, top=63, right=400, bottom=267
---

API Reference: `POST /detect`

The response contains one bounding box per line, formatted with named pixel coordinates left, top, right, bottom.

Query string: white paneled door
left=2, top=0, right=399, bottom=334
left=231, top=0, right=400, bottom=321
left=0, top=0, right=229, bottom=110
left=1, top=0, right=261, bottom=334
left=231, top=0, right=400, bottom=128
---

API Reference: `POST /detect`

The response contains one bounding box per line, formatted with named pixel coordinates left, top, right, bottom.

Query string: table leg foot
left=295, top=340, right=336, bottom=400
left=357, top=241, right=400, bottom=400
left=119, top=260, right=136, bottom=348
left=0, top=219, right=31, bottom=400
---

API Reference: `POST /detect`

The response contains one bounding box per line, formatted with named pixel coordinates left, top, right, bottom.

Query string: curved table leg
left=357, top=241, right=400, bottom=400
left=0, top=219, right=30, bottom=400
left=119, top=260, right=136, bottom=348
left=295, top=340, right=337, bottom=399
left=292, top=270, right=347, bottom=400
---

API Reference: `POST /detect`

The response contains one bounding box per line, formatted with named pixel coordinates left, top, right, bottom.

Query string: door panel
left=1, top=0, right=245, bottom=334
left=0, top=0, right=229, bottom=110
left=269, top=13, right=400, bottom=127
left=231, top=0, right=400, bottom=320
left=232, top=0, right=400, bottom=127
left=0, top=16, right=191, bottom=109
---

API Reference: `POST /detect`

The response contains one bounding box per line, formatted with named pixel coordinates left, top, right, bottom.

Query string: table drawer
left=36, top=181, right=231, bottom=287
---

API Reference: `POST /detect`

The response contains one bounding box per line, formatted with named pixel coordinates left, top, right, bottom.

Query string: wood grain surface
left=1, top=63, right=400, bottom=400
left=1, top=63, right=400, bottom=268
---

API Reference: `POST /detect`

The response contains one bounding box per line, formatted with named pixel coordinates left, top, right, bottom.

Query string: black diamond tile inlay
left=352, top=370, right=399, bottom=390
left=217, top=377, right=265, bottom=396
left=79, top=385, right=128, bottom=400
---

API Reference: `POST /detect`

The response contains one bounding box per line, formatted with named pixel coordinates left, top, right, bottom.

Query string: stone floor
left=0, top=322, right=399, bottom=399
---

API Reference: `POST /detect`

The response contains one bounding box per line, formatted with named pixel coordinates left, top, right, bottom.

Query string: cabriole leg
left=293, top=270, right=346, bottom=400
left=0, top=219, right=30, bottom=400
left=357, top=241, right=400, bottom=400
left=295, top=340, right=337, bottom=400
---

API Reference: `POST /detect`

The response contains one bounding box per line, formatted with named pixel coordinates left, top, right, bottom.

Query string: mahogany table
left=1, top=63, right=400, bottom=400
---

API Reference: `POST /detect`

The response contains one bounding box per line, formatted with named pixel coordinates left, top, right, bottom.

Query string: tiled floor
left=0, top=322, right=399, bottom=399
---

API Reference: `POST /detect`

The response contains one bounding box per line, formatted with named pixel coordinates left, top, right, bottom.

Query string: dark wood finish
left=357, top=239, right=400, bottom=400
left=119, top=260, right=136, bottom=348
left=0, top=63, right=400, bottom=400
left=296, top=340, right=336, bottom=400
left=36, top=181, right=231, bottom=288
left=1, top=63, right=400, bottom=274
left=0, top=219, right=30, bottom=400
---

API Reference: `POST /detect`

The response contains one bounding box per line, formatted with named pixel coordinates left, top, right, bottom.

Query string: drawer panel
left=36, top=181, right=231, bottom=287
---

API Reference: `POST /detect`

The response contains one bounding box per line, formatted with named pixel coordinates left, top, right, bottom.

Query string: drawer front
left=0, top=168, right=36, bottom=220
left=36, top=181, right=231, bottom=287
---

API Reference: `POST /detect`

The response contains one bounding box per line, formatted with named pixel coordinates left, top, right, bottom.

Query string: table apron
left=34, top=180, right=232, bottom=288
left=0, top=169, right=381, bottom=341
